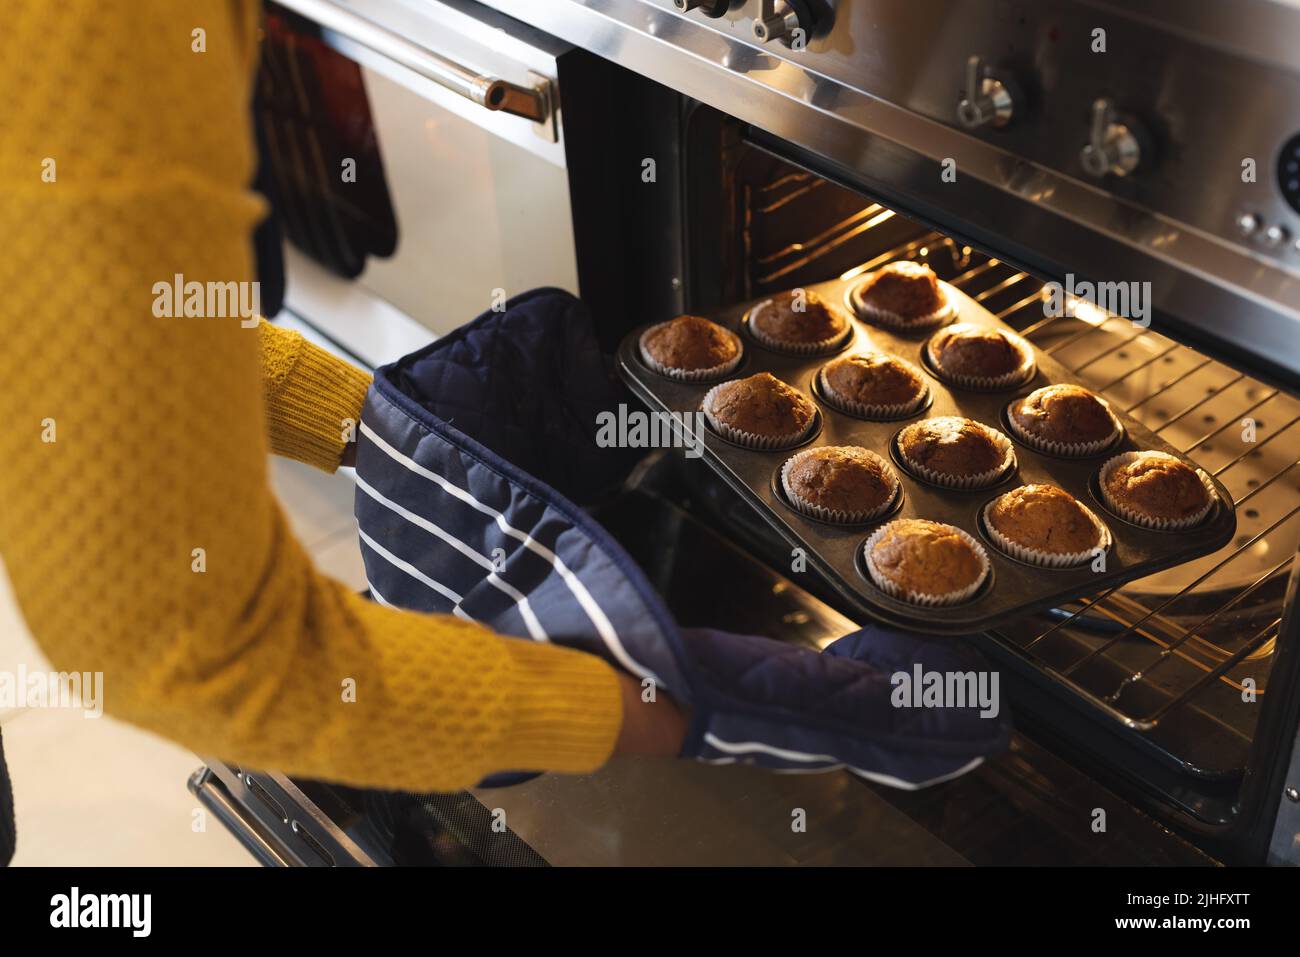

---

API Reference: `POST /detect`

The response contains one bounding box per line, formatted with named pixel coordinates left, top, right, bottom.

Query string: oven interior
left=654, top=108, right=1300, bottom=847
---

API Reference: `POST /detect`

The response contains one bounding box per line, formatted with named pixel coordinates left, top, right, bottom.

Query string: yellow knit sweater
left=0, top=0, right=622, bottom=790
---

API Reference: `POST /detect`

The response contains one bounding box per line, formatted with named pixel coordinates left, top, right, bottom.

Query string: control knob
left=673, top=0, right=731, bottom=16
left=752, top=0, right=813, bottom=46
left=1080, top=98, right=1143, bottom=178
left=1261, top=224, right=1291, bottom=248
left=956, top=55, right=1015, bottom=129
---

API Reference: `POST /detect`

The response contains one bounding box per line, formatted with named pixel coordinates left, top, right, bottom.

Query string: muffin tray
left=615, top=272, right=1238, bottom=635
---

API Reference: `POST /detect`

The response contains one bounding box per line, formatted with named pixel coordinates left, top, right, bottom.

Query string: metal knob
left=674, top=0, right=729, bottom=14
left=1080, top=98, right=1142, bottom=178
left=956, top=55, right=1014, bottom=129
left=753, top=0, right=804, bottom=44
left=1261, top=224, right=1291, bottom=248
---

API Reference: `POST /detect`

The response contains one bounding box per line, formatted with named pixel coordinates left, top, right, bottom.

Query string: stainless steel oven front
left=463, top=0, right=1300, bottom=866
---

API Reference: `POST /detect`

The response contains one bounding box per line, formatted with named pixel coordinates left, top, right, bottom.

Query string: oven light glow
left=1038, top=288, right=1111, bottom=326
left=864, top=209, right=895, bottom=231
left=836, top=209, right=899, bottom=281
left=1070, top=296, right=1110, bottom=325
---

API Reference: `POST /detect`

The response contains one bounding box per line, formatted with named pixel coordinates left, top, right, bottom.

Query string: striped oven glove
left=354, top=289, right=1009, bottom=788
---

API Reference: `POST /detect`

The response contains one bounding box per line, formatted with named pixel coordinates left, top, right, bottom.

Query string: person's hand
left=612, top=672, right=689, bottom=757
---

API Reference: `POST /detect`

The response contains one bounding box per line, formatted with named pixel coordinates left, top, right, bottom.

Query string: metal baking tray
left=615, top=273, right=1238, bottom=635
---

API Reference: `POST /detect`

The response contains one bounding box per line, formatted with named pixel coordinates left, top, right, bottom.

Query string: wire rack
left=743, top=176, right=1299, bottom=771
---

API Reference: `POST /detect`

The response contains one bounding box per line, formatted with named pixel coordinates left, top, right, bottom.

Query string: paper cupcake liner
left=1004, top=404, right=1123, bottom=458
left=895, top=423, right=1017, bottom=490
left=701, top=383, right=819, bottom=451
left=981, top=497, right=1113, bottom=568
left=849, top=283, right=958, bottom=332
left=816, top=367, right=930, bottom=421
left=780, top=448, right=901, bottom=524
left=862, top=521, right=991, bottom=607
left=1097, top=451, right=1218, bottom=530
left=924, top=326, right=1036, bottom=390
left=638, top=325, right=743, bottom=383
left=744, top=299, right=852, bottom=357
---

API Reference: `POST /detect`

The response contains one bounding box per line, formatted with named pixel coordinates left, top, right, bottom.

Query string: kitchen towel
left=354, top=288, right=1009, bottom=788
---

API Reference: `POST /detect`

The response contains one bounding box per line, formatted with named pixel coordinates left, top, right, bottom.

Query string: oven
left=193, top=0, right=1300, bottom=865
left=251, top=0, right=580, bottom=365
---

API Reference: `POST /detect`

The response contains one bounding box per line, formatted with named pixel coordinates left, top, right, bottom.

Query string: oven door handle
left=272, top=0, right=549, bottom=123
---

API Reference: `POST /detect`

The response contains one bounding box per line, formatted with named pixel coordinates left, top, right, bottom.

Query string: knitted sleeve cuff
left=258, top=321, right=372, bottom=472
left=493, top=639, right=625, bottom=774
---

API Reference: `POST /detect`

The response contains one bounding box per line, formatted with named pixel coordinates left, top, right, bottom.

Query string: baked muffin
left=925, top=323, right=1034, bottom=388
left=1007, top=384, right=1121, bottom=456
left=863, top=518, right=989, bottom=605
left=748, top=289, right=850, bottom=355
left=780, top=446, right=899, bottom=523
left=896, top=416, right=1014, bottom=488
left=818, top=352, right=928, bottom=418
left=983, top=484, right=1110, bottom=566
left=640, top=314, right=742, bottom=381
left=851, top=261, right=954, bottom=329
left=1099, top=451, right=1214, bottom=529
left=702, top=372, right=817, bottom=449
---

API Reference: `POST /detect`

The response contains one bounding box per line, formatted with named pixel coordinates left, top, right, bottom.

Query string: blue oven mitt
left=355, top=288, right=1009, bottom=789
left=680, top=625, right=1006, bottom=785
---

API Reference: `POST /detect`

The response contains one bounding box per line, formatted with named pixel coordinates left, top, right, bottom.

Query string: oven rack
left=960, top=255, right=1295, bottom=731
left=749, top=204, right=1295, bottom=748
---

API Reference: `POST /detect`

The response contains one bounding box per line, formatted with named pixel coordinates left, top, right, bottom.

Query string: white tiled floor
left=0, top=456, right=366, bottom=866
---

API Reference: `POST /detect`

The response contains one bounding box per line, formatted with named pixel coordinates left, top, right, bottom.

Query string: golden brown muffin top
left=869, top=519, right=985, bottom=597
left=898, top=416, right=1007, bottom=477
left=858, top=261, right=945, bottom=317
left=821, top=353, right=926, bottom=407
left=928, top=324, right=1028, bottom=379
left=987, top=484, right=1102, bottom=554
left=786, top=446, right=895, bottom=513
left=1010, top=384, right=1116, bottom=444
left=642, top=314, right=740, bottom=371
left=752, top=289, right=848, bottom=344
left=708, top=372, right=816, bottom=438
left=1103, top=452, right=1211, bottom=521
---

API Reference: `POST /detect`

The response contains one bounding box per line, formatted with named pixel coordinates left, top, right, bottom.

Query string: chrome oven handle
left=271, top=0, right=549, bottom=123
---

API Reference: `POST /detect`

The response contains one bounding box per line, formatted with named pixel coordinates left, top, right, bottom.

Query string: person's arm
left=253, top=321, right=686, bottom=755
left=0, top=0, right=682, bottom=791
left=257, top=320, right=370, bottom=472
